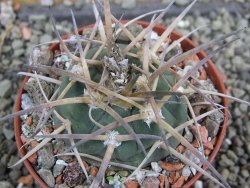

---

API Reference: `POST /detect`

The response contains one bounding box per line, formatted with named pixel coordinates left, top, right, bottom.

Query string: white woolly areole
left=68, top=35, right=78, bottom=44
left=176, top=86, right=184, bottom=93
left=104, top=131, right=121, bottom=147
left=84, top=89, right=103, bottom=109
left=141, top=103, right=165, bottom=127
left=177, top=65, right=200, bottom=78
left=135, top=75, right=148, bottom=89
left=150, top=31, right=159, bottom=40
left=35, top=132, right=44, bottom=142
left=71, top=64, right=84, bottom=75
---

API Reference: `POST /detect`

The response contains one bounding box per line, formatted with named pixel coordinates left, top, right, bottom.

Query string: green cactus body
left=54, top=43, right=188, bottom=167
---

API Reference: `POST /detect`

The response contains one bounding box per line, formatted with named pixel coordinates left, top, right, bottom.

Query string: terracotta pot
left=14, top=20, right=229, bottom=188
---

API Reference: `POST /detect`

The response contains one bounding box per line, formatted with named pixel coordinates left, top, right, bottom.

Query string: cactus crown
left=0, top=0, right=249, bottom=187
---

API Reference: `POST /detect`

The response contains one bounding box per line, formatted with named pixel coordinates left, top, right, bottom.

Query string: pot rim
left=14, top=20, right=229, bottom=188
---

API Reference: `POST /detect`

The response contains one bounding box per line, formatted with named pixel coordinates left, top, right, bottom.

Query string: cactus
left=54, top=59, right=187, bottom=166
left=0, top=0, right=249, bottom=187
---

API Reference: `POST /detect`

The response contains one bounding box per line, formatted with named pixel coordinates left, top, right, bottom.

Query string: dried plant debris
left=0, top=0, right=249, bottom=188
left=29, top=47, right=53, bottom=66
left=63, top=161, right=86, bottom=188
left=24, top=78, right=55, bottom=104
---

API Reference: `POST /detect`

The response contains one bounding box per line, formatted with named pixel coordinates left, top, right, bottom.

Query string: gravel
left=38, top=169, right=55, bottom=188
left=178, top=8, right=250, bottom=188
left=39, top=34, right=53, bottom=44
left=0, top=181, right=14, bottom=188
left=37, top=143, right=56, bottom=169
left=121, top=0, right=136, bottom=9
left=0, top=1, right=249, bottom=188
left=0, top=79, right=12, bottom=98
left=2, top=125, right=14, bottom=140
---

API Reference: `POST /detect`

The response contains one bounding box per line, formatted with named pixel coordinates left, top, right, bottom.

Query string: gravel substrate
left=172, top=8, right=250, bottom=188
left=0, top=1, right=249, bottom=188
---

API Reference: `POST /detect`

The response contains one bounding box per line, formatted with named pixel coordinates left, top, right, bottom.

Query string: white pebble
left=190, top=166, right=197, bottom=175
left=56, top=159, right=68, bottom=166
left=194, top=180, right=203, bottom=188
left=21, top=94, right=33, bottom=110
left=151, top=162, right=162, bottom=173
left=182, top=166, right=191, bottom=177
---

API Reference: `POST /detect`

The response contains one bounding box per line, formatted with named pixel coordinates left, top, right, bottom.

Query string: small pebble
left=151, top=162, right=162, bottom=173
left=11, top=39, right=23, bottom=49
left=232, top=88, right=246, bottom=98
left=121, top=0, right=136, bottom=9
left=38, top=169, right=55, bottom=188
left=176, top=0, right=190, bottom=6
left=40, top=34, right=53, bottom=44
left=141, top=176, right=160, bottom=188
left=221, top=169, right=230, bottom=180
left=0, top=181, right=14, bottom=188
left=2, top=125, right=14, bottom=140
left=37, top=143, right=55, bottom=169
left=226, top=150, right=238, bottom=163
left=0, top=80, right=11, bottom=98
left=53, top=162, right=66, bottom=178
left=182, top=166, right=191, bottom=177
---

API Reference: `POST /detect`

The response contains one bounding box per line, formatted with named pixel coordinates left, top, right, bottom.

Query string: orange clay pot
left=14, top=20, right=229, bottom=188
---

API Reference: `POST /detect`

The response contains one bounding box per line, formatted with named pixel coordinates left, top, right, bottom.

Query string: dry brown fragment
left=172, top=176, right=186, bottom=188
left=168, top=172, right=175, bottom=184
left=204, top=141, right=214, bottom=150
left=43, top=126, right=53, bottom=134
left=17, top=175, right=34, bottom=185
left=176, top=144, right=186, bottom=154
left=22, top=26, right=32, bottom=40
left=90, top=166, right=98, bottom=177
left=30, top=140, right=38, bottom=148
left=183, top=54, right=200, bottom=66
left=192, top=139, right=200, bottom=148
left=158, top=38, right=172, bottom=53
left=56, top=174, right=63, bottom=185
left=14, top=3, right=21, bottom=12
left=82, top=160, right=90, bottom=172
left=168, top=174, right=174, bottom=184
left=199, top=66, right=207, bottom=80
left=125, top=180, right=139, bottom=188
left=160, top=162, right=184, bottom=172
left=165, top=176, right=170, bottom=188
left=211, top=137, right=217, bottom=145
left=26, top=116, right=33, bottom=126
left=205, top=148, right=211, bottom=156
left=174, top=172, right=180, bottom=183
left=28, top=153, right=37, bottom=165
left=20, top=134, right=27, bottom=144
left=183, top=54, right=207, bottom=80
left=183, top=176, right=189, bottom=181
left=158, top=174, right=165, bottom=188
left=200, top=126, right=208, bottom=143
left=54, top=50, right=61, bottom=57
left=191, top=126, right=208, bottom=144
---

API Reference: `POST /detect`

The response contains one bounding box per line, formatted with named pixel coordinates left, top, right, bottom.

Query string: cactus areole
left=14, top=21, right=228, bottom=188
